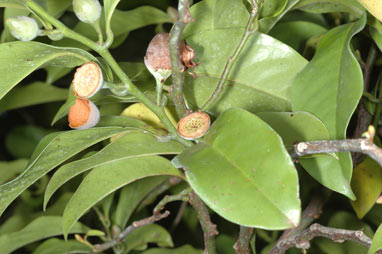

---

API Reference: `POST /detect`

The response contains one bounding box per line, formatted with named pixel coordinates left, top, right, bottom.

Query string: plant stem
left=270, top=223, right=381, bottom=254
left=92, top=19, right=103, bottom=45
left=201, top=2, right=259, bottom=111
left=153, top=187, right=191, bottom=214
left=234, top=226, right=254, bottom=254
left=92, top=211, right=170, bottom=253
left=291, top=126, right=382, bottom=167
left=169, top=0, right=193, bottom=118
left=189, top=191, right=218, bottom=254
left=25, top=0, right=192, bottom=147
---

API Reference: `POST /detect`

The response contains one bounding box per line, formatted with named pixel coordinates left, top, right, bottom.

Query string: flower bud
left=73, top=0, right=101, bottom=24
left=68, top=98, right=100, bottom=129
left=177, top=111, right=210, bottom=140
left=72, top=62, right=103, bottom=99
left=47, top=29, right=64, bottom=41
left=5, top=16, right=40, bottom=41
left=144, top=33, right=172, bottom=82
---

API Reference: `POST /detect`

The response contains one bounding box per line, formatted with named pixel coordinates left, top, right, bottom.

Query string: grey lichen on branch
left=270, top=223, right=381, bottom=254
left=292, top=126, right=382, bottom=167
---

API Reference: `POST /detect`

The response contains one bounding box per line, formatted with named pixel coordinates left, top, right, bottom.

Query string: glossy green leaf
left=256, top=112, right=354, bottom=198
left=62, top=156, right=183, bottom=236
left=0, top=127, right=127, bottom=217
left=183, top=29, right=307, bottom=115
left=0, top=82, right=67, bottom=114
left=104, top=0, right=120, bottom=47
left=369, top=224, right=382, bottom=254
left=0, top=159, right=28, bottom=184
left=292, top=14, right=366, bottom=139
left=183, top=0, right=249, bottom=38
left=176, top=108, right=300, bottom=229
left=351, top=157, right=382, bottom=218
left=0, top=41, right=95, bottom=100
left=259, top=0, right=300, bottom=33
left=33, top=238, right=91, bottom=254
left=113, top=176, right=168, bottom=228
left=142, top=245, right=203, bottom=254
left=51, top=86, right=76, bottom=125
left=124, top=224, right=173, bottom=252
left=293, top=0, right=364, bottom=16
left=0, top=216, right=88, bottom=254
left=269, top=21, right=327, bottom=51
left=44, top=131, right=184, bottom=209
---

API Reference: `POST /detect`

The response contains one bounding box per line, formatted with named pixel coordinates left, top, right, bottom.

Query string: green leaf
left=184, top=29, right=307, bottom=115
left=44, top=131, right=184, bottom=209
left=256, top=112, right=354, bottom=198
left=62, top=156, right=183, bottom=236
left=351, top=157, right=382, bottom=219
left=293, top=0, right=364, bottom=16
left=0, top=82, right=67, bottom=114
left=369, top=224, right=382, bottom=254
left=33, top=238, right=91, bottom=254
left=45, top=0, right=72, bottom=17
left=51, top=86, right=76, bottom=126
left=0, top=216, right=88, bottom=254
left=269, top=21, right=327, bottom=51
left=175, top=108, right=300, bottom=229
left=124, top=224, right=173, bottom=252
left=141, top=245, right=203, bottom=254
left=45, top=66, right=73, bottom=84
left=5, top=125, right=51, bottom=158
left=369, top=18, right=382, bottom=52
left=259, top=0, right=300, bottom=33
left=0, top=127, right=127, bottom=217
left=292, top=14, right=366, bottom=138
left=113, top=176, right=168, bottom=228
left=0, top=41, right=95, bottom=100
left=104, top=0, right=120, bottom=47
left=0, top=159, right=28, bottom=184
left=97, top=115, right=159, bottom=134
left=183, top=0, right=249, bottom=38
left=261, top=0, right=287, bottom=18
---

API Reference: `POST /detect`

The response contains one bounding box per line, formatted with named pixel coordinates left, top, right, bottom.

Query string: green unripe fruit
left=6, top=16, right=40, bottom=41
left=73, top=0, right=101, bottom=24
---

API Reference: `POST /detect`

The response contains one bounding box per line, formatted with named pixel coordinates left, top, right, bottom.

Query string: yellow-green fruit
left=358, top=0, right=382, bottom=21
left=120, top=103, right=178, bottom=130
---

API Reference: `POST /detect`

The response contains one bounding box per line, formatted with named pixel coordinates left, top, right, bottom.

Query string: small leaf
left=176, top=108, right=300, bottom=229
left=124, top=224, right=173, bottom=252
left=0, top=41, right=95, bottom=100
left=256, top=112, right=354, bottom=198
left=103, top=0, right=120, bottom=46
left=351, top=157, right=382, bottom=219
left=0, top=216, right=88, bottom=254
left=0, top=82, right=67, bottom=114
left=62, top=156, right=183, bottom=236
left=32, top=238, right=91, bottom=254
left=113, top=176, right=168, bottom=228
left=369, top=224, right=382, bottom=254
left=369, top=18, right=382, bottom=52
left=86, top=229, right=105, bottom=237
left=261, top=0, right=287, bottom=18
left=141, top=245, right=203, bottom=254
left=51, top=86, right=76, bottom=125
left=44, top=131, right=184, bottom=209
left=0, top=127, right=127, bottom=217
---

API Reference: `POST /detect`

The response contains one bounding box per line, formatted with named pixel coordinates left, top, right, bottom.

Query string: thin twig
left=169, top=0, right=193, bottom=118
left=291, top=126, right=382, bottom=167
left=201, top=1, right=259, bottom=111
left=270, top=223, right=381, bottom=254
left=189, top=191, right=218, bottom=254
left=234, top=226, right=254, bottom=254
left=92, top=211, right=170, bottom=253
left=153, top=187, right=191, bottom=214
left=171, top=201, right=188, bottom=232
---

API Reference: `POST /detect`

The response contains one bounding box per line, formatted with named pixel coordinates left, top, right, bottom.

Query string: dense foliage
left=1, top=0, right=382, bottom=253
